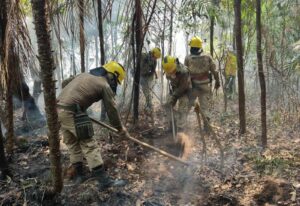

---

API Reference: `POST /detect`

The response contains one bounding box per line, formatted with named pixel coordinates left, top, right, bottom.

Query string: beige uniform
left=57, top=73, right=122, bottom=170
left=184, top=53, right=219, bottom=121
left=140, top=52, right=157, bottom=112
left=166, top=63, right=192, bottom=129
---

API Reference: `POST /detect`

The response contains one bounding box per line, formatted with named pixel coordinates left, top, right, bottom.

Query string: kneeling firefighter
left=57, top=61, right=128, bottom=187
left=162, top=56, right=192, bottom=132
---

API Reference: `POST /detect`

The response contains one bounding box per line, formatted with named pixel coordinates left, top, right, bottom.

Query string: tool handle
left=90, top=117, right=189, bottom=166
left=90, top=117, right=119, bottom=132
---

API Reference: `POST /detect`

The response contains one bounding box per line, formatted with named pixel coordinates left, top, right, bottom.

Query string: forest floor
left=0, top=94, right=300, bottom=206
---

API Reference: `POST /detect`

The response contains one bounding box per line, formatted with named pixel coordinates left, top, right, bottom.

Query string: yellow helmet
left=151, top=47, right=161, bottom=59
left=103, top=61, right=126, bottom=84
left=162, top=56, right=177, bottom=74
left=189, top=36, right=203, bottom=48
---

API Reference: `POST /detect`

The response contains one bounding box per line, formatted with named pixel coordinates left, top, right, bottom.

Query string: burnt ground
left=1, top=97, right=300, bottom=206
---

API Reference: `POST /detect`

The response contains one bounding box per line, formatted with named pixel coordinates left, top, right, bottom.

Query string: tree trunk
left=0, top=124, right=10, bottom=178
left=234, top=0, right=246, bottom=134
left=0, top=0, right=7, bottom=57
left=232, top=21, right=236, bottom=50
left=256, top=0, right=267, bottom=148
left=71, top=3, right=76, bottom=75
left=160, top=2, right=167, bottom=102
left=85, top=41, right=89, bottom=69
left=31, top=0, right=63, bottom=194
left=210, top=16, right=215, bottom=57
left=168, top=0, right=175, bottom=55
left=97, top=0, right=106, bottom=121
left=97, top=0, right=105, bottom=65
left=79, top=0, right=85, bottom=73
left=133, top=0, right=143, bottom=123
left=0, top=1, right=14, bottom=155
left=95, top=36, right=99, bottom=66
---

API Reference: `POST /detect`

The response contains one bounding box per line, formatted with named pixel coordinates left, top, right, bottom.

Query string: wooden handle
left=90, top=117, right=189, bottom=166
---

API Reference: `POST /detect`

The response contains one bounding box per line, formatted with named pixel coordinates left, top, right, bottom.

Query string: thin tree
left=160, top=2, right=167, bottom=102
left=133, top=0, right=143, bottom=123
left=256, top=0, right=267, bottom=148
left=168, top=0, right=175, bottom=54
left=31, top=0, right=63, bottom=194
left=0, top=124, right=10, bottom=179
left=79, top=0, right=85, bottom=73
left=98, top=0, right=107, bottom=120
left=97, top=0, right=105, bottom=65
left=234, top=0, right=246, bottom=134
left=209, top=3, right=215, bottom=57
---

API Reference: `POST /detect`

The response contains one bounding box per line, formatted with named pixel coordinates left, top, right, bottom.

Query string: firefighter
left=162, top=56, right=192, bottom=131
left=140, top=47, right=161, bottom=116
left=184, top=36, right=220, bottom=132
left=224, top=46, right=237, bottom=100
left=57, top=61, right=128, bottom=187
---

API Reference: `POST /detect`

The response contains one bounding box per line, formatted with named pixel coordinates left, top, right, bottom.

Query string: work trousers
left=189, top=83, right=212, bottom=122
left=140, top=75, right=155, bottom=112
left=58, top=109, right=103, bottom=170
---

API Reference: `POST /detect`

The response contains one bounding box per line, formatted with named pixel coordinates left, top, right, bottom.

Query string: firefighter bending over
left=57, top=61, right=128, bottom=188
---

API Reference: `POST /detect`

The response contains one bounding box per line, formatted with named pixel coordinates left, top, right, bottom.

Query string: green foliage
left=271, top=111, right=281, bottom=126
left=178, top=0, right=213, bottom=34
left=253, top=156, right=292, bottom=175
left=20, top=0, right=31, bottom=15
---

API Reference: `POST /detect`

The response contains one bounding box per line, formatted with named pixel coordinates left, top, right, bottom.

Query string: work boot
left=69, top=162, right=85, bottom=184
left=91, top=166, right=127, bottom=189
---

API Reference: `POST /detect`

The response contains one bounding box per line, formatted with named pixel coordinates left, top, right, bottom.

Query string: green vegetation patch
left=252, top=156, right=295, bottom=176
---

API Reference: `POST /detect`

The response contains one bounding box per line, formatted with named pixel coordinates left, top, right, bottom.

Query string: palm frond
left=1, top=0, right=37, bottom=92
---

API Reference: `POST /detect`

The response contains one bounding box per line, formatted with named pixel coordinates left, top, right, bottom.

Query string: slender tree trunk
left=31, top=0, right=63, bottom=194
left=168, top=0, right=175, bottom=54
left=95, top=36, right=99, bottom=66
left=0, top=0, right=7, bottom=58
left=85, top=41, right=89, bottom=69
left=210, top=16, right=215, bottom=57
left=97, top=0, right=105, bottom=65
left=71, top=3, right=76, bottom=75
left=133, top=0, right=143, bottom=123
left=233, top=22, right=236, bottom=50
left=161, top=2, right=167, bottom=102
left=0, top=124, right=10, bottom=178
left=98, top=0, right=107, bottom=121
left=256, top=0, right=267, bottom=148
left=79, top=0, right=85, bottom=73
left=234, top=0, right=246, bottom=134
